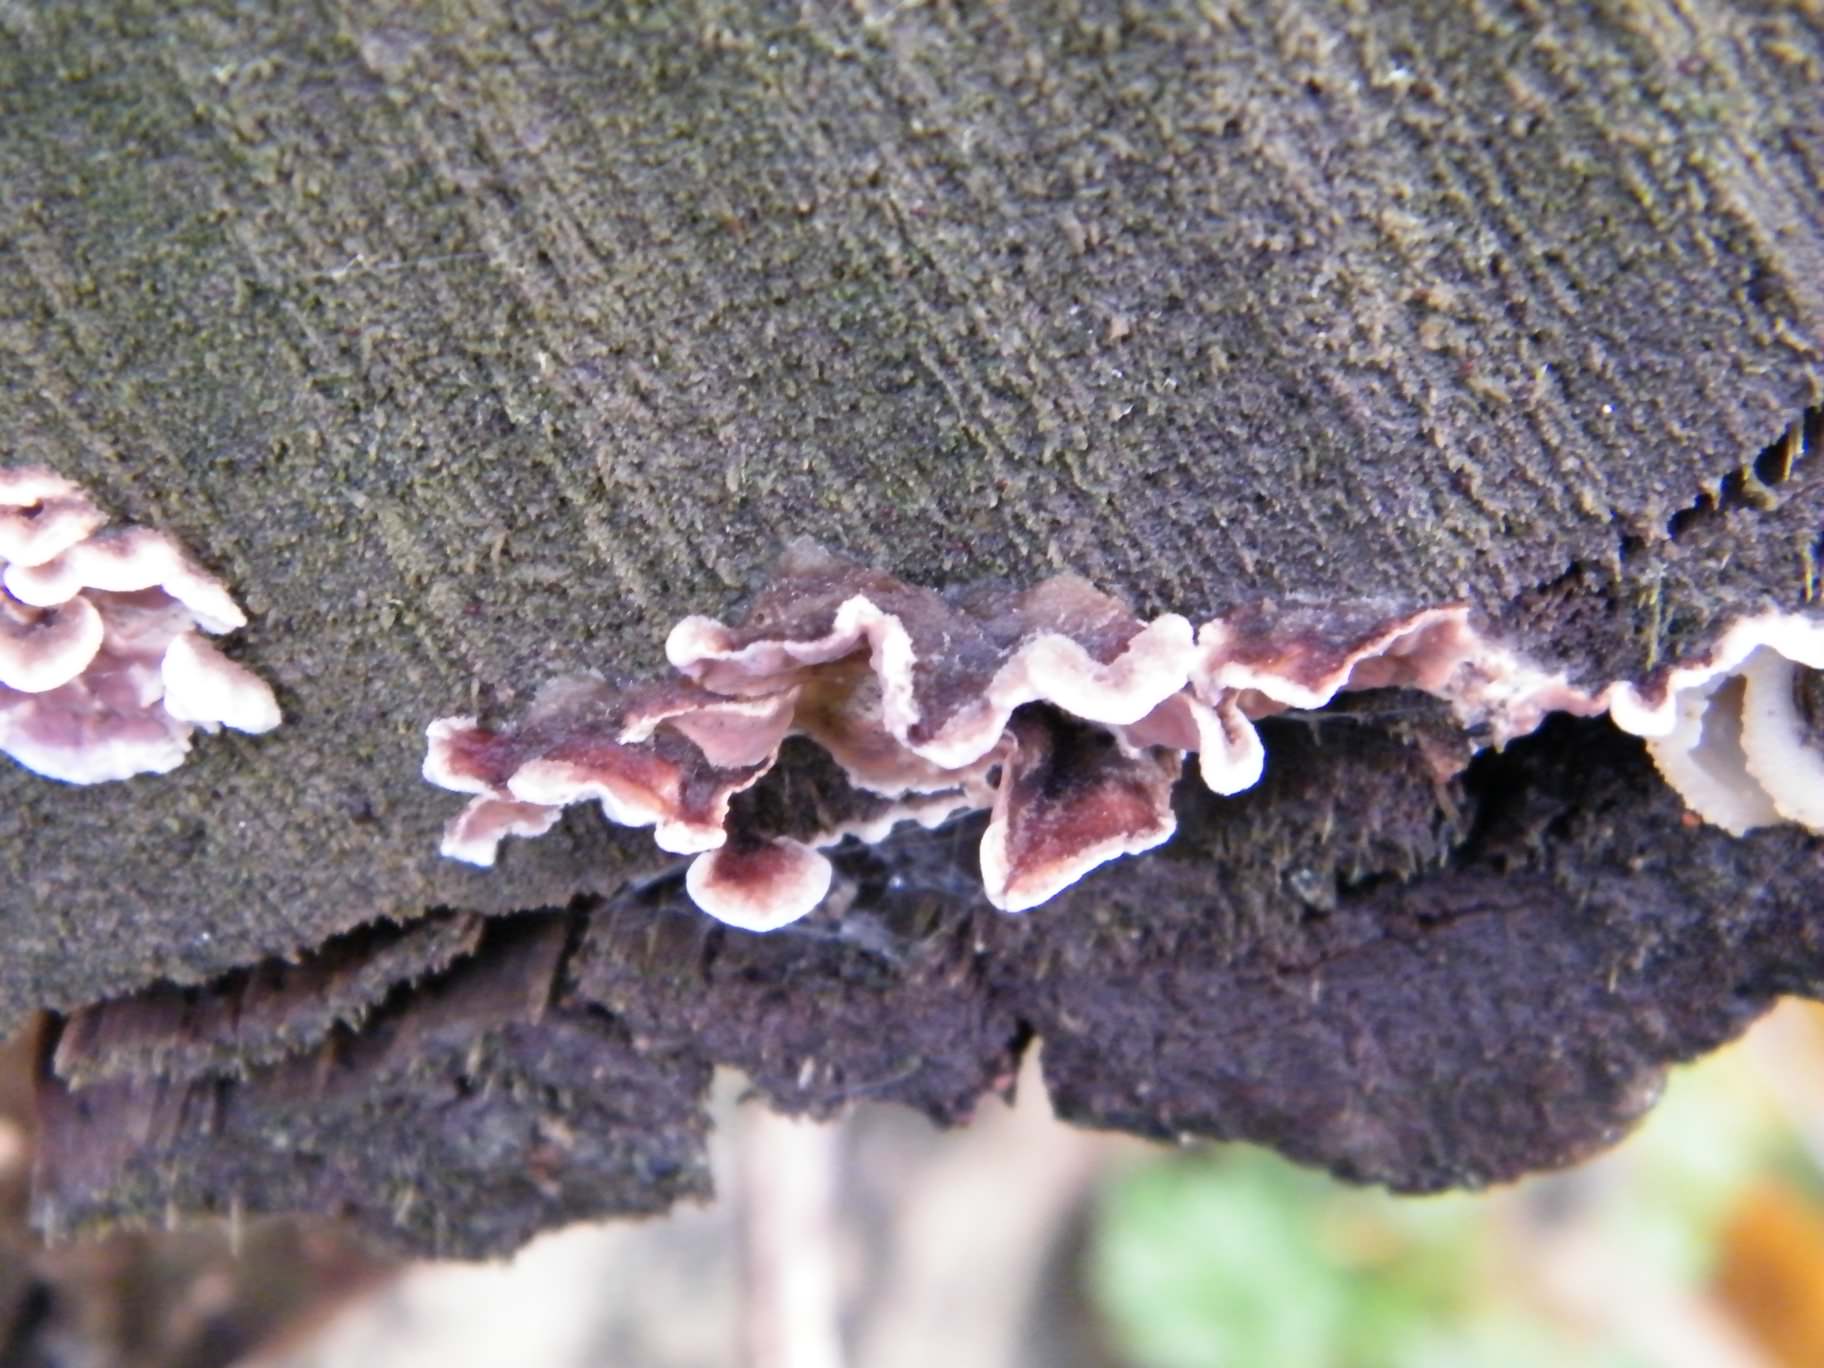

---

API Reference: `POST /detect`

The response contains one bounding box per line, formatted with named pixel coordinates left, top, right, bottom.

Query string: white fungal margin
left=1607, top=611, right=1824, bottom=835
left=426, top=544, right=1824, bottom=931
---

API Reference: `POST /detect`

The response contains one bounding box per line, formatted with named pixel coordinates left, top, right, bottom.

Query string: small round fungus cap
left=685, top=837, right=834, bottom=933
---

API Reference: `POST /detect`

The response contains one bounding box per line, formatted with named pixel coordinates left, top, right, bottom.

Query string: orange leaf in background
left=1715, top=1182, right=1824, bottom=1368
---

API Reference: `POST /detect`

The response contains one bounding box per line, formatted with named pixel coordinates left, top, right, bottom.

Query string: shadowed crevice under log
left=34, top=705, right=1821, bottom=1257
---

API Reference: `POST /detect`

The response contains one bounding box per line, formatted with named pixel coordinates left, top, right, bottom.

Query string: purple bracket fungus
left=977, top=714, right=1181, bottom=912
left=0, top=467, right=281, bottom=784
left=424, top=542, right=1824, bottom=931
left=685, top=835, right=834, bottom=933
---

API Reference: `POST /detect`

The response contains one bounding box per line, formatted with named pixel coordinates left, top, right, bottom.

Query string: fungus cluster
left=427, top=543, right=1822, bottom=933
left=0, top=467, right=280, bottom=783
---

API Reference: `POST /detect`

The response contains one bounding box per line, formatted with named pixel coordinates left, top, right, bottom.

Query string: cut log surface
left=2, top=1, right=1822, bottom=1251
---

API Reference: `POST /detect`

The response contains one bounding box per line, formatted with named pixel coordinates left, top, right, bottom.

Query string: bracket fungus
left=0, top=467, right=280, bottom=784
left=425, top=543, right=1824, bottom=932
left=1607, top=611, right=1824, bottom=836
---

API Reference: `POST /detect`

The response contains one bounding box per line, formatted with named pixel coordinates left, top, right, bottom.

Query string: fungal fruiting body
left=422, top=542, right=1824, bottom=932
left=1608, top=611, right=1824, bottom=836
left=0, top=467, right=280, bottom=783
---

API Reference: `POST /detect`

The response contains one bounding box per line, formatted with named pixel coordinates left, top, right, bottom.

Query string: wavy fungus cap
left=425, top=542, right=1824, bottom=933
left=1609, top=612, right=1824, bottom=836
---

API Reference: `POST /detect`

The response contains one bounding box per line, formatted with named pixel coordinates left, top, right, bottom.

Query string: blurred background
left=4, top=1000, right=1824, bottom=1367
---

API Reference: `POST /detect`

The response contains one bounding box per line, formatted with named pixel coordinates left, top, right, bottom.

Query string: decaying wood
left=2, top=1, right=1822, bottom=1251
left=52, top=912, right=483, bottom=1087
left=34, top=705, right=1824, bottom=1256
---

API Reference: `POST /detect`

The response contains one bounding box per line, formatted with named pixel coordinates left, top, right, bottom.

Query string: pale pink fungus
left=1608, top=611, right=1824, bottom=835
left=1740, top=649, right=1824, bottom=830
left=685, top=837, right=834, bottom=933
left=425, top=542, right=1824, bottom=931
left=0, top=497, right=108, bottom=569
left=439, top=796, right=564, bottom=867
left=6, top=527, right=248, bottom=633
left=0, top=467, right=280, bottom=784
left=160, top=633, right=284, bottom=734
left=0, top=594, right=105, bottom=694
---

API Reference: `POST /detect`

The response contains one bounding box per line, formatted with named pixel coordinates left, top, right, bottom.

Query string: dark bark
left=35, top=706, right=1824, bottom=1256
left=3, top=1, right=1823, bottom=1252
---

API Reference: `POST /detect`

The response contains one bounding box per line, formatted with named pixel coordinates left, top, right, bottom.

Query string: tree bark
left=2, top=0, right=1821, bottom=1252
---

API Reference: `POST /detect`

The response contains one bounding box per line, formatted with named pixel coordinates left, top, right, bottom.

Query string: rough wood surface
left=3, top=0, right=1823, bottom=1250
left=34, top=708, right=1823, bottom=1256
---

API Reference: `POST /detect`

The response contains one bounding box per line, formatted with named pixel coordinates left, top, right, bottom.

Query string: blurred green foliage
left=1090, top=1147, right=1597, bottom=1368
left=1088, top=1031, right=1817, bottom=1368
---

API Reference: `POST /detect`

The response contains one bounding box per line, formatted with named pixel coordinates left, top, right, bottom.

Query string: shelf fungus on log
left=0, top=467, right=281, bottom=783
left=1607, top=612, right=1824, bottom=837
left=424, top=542, right=1824, bottom=931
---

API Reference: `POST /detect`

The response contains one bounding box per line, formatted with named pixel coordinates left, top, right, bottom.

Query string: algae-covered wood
left=2, top=2, right=1823, bottom=1245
